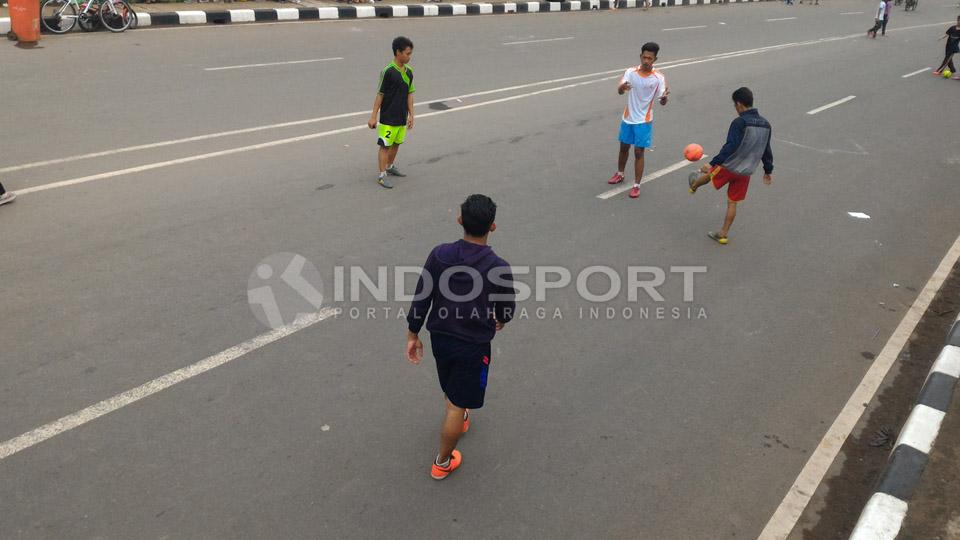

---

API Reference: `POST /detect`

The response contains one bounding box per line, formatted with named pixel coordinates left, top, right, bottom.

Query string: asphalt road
left=2, top=2, right=960, bottom=538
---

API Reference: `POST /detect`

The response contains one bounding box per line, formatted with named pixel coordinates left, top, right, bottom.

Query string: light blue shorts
left=618, top=120, right=653, bottom=148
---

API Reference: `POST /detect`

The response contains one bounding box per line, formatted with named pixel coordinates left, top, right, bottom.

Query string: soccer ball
left=684, top=143, right=704, bottom=161
left=943, top=69, right=953, bottom=79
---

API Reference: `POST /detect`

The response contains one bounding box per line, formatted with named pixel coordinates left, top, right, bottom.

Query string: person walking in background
left=881, top=0, right=892, bottom=36
left=867, top=0, right=887, bottom=38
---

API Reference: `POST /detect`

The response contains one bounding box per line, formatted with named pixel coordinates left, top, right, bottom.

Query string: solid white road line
left=766, top=16, right=797, bottom=21
left=15, top=74, right=623, bottom=196
left=503, top=36, right=575, bottom=45
left=11, top=23, right=953, bottom=196
left=204, top=57, right=343, bottom=71
left=0, top=308, right=338, bottom=461
left=662, top=25, right=708, bottom=31
left=806, top=95, right=856, bottom=115
left=596, top=158, right=704, bottom=199
left=759, top=231, right=960, bottom=539
left=901, top=67, right=931, bottom=78
left=0, top=68, right=630, bottom=175
left=3, top=21, right=951, bottom=176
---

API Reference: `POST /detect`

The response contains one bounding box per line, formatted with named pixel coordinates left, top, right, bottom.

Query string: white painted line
left=901, top=67, right=931, bottom=78
left=0, top=308, right=338, bottom=462
left=136, top=12, right=151, bottom=26
left=316, top=6, right=340, bottom=19
left=662, top=24, right=708, bottom=31
left=596, top=158, right=704, bottom=200
left=895, top=404, right=945, bottom=454
left=204, top=57, right=343, bottom=71
left=477, top=2, right=493, bottom=13
left=840, top=10, right=864, bottom=14
left=228, top=9, right=255, bottom=22
left=849, top=493, right=909, bottom=540
left=848, top=211, right=871, bottom=219
left=806, top=95, right=856, bottom=115
left=391, top=5, right=409, bottom=16
left=503, top=36, right=575, bottom=45
left=0, top=18, right=9, bottom=35
left=177, top=10, right=207, bottom=25
left=15, top=74, right=623, bottom=196
left=275, top=7, right=300, bottom=20
left=5, top=23, right=951, bottom=176
left=776, top=138, right=868, bottom=155
left=767, top=16, right=797, bottom=21
left=759, top=231, right=960, bottom=540
left=0, top=23, right=951, bottom=173
left=354, top=5, right=375, bottom=17
left=931, top=345, right=960, bottom=378
left=452, top=4, right=467, bottom=15
left=0, top=67, right=631, bottom=174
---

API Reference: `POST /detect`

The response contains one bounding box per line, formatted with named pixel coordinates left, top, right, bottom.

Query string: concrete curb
left=1, top=0, right=766, bottom=32
left=850, top=312, right=960, bottom=540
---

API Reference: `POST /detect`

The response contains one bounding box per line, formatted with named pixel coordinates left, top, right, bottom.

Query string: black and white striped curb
left=0, top=0, right=766, bottom=32
left=849, top=312, right=960, bottom=539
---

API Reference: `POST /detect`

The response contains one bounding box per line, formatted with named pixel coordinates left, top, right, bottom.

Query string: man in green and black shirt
left=368, top=36, right=416, bottom=189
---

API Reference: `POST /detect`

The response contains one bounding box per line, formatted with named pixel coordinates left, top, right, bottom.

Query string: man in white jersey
left=608, top=42, right=669, bottom=199
left=867, top=0, right=887, bottom=38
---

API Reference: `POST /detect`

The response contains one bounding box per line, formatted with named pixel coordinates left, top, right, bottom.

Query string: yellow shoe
left=708, top=231, right=728, bottom=245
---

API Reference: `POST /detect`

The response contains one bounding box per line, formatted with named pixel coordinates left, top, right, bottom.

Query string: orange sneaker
left=431, top=450, right=462, bottom=480
left=462, top=409, right=470, bottom=434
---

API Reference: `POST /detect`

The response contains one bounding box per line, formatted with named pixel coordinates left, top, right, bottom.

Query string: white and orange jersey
left=620, top=67, right=667, bottom=124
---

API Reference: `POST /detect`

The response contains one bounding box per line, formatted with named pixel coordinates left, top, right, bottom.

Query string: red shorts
left=710, top=165, right=750, bottom=202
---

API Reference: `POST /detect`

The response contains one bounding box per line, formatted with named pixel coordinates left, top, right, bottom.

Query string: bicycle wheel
left=99, top=0, right=133, bottom=32
left=41, top=0, right=78, bottom=34
left=78, top=5, right=100, bottom=31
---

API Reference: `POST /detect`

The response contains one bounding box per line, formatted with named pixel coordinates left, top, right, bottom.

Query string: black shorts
left=431, top=333, right=492, bottom=409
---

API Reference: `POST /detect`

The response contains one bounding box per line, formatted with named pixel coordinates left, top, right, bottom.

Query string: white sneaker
left=0, top=192, right=16, bottom=207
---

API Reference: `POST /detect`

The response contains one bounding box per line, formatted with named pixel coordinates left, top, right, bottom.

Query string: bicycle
left=41, top=0, right=135, bottom=33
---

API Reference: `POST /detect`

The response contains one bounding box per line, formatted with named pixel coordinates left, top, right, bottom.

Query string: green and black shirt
left=377, top=62, right=415, bottom=126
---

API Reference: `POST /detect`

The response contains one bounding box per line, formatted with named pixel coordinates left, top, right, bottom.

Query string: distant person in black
left=934, top=16, right=960, bottom=77
left=367, top=36, right=416, bottom=189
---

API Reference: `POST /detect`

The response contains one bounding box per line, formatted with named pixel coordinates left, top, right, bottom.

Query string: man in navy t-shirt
left=406, top=194, right=515, bottom=480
